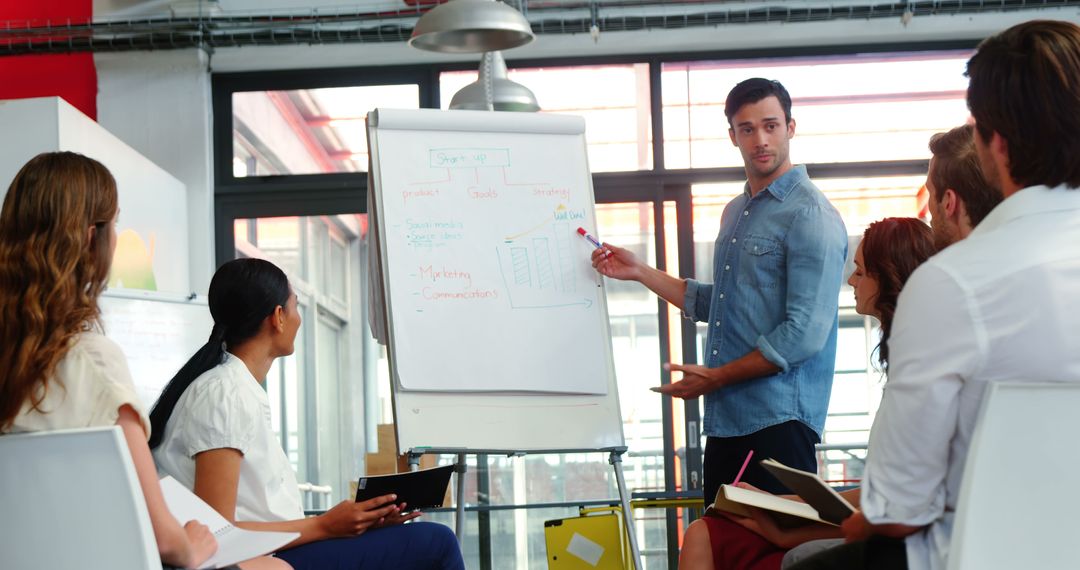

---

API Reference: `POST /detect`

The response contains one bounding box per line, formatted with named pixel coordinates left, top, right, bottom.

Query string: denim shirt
left=683, top=165, right=847, bottom=438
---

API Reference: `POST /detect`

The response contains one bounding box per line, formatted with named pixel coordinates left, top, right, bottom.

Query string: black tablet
left=355, top=464, right=455, bottom=512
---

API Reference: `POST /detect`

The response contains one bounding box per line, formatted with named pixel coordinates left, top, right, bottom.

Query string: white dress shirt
left=153, top=352, right=305, bottom=522
left=860, top=184, right=1080, bottom=570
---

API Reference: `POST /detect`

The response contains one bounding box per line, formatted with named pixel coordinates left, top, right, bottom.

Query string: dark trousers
left=787, top=536, right=908, bottom=570
left=703, top=420, right=820, bottom=505
left=276, top=521, right=465, bottom=570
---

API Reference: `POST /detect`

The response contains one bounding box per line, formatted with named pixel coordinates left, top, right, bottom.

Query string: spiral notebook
left=160, top=476, right=298, bottom=569
left=355, top=464, right=455, bottom=512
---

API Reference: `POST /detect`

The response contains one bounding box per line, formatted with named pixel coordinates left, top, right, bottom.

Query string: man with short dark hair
left=592, top=78, right=847, bottom=502
left=791, top=19, right=1080, bottom=570
left=926, top=124, right=1002, bottom=248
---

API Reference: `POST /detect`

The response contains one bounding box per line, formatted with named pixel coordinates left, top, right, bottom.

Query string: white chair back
left=0, top=426, right=162, bottom=570
left=947, top=382, right=1080, bottom=570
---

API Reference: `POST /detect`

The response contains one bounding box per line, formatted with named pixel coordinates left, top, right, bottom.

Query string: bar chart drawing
left=533, top=237, right=555, bottom=290
left=510, top=246, right=532, bottom=287
left=497, top=222, right=589, bottom=309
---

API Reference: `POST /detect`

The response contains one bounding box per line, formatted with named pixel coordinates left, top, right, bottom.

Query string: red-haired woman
left=679, top=217, right=936, bottom=570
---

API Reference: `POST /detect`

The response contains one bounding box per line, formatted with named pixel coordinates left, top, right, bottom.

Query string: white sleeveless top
left=152, top=352, right=304, bottom=522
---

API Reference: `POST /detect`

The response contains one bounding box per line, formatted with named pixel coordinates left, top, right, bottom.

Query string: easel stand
left=407, top=446, right=643, bottom=570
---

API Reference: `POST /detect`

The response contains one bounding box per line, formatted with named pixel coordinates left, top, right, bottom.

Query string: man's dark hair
left=928, top=124, right=1003, bottom=227
left=966, top=19, right=1080, bottom=189
left=724, top=78, right=792, bottom=126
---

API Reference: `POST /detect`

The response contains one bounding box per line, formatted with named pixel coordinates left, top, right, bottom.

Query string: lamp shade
left=450, top=51, right=540, bottom=112
left=409, top=0, right=535, bottom=54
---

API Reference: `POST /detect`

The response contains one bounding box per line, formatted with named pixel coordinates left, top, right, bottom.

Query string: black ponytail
left=148, top=258, right=291, bottom=449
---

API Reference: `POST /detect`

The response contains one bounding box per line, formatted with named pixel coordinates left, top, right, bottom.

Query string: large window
left=217, top=43, right=978, bottom=569
left=691, top=174, right=932, bottom=479
left=440, top=63, right=654, bottom=172
left=678, top=52, right=973, bottom=476
left=662, top=52, right=971, bottom=169
left=234, top=214, right=366, bottom=501
left=232, top=84, right=421, bottom=177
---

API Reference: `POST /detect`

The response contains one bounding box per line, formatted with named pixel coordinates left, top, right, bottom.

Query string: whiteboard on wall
left=100, top=289, right=213, bottom=410
left=368, top=108, right=624, bottom=452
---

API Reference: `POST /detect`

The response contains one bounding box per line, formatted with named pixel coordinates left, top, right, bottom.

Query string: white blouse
left=153, top=352, right=304, bottom=522
left=8, top=331, right=150, bottom=435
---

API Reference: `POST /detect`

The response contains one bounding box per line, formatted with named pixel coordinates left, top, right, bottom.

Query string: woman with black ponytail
left=151, top=258, right=465, bottom=570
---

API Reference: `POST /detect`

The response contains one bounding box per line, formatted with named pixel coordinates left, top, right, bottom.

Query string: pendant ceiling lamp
left=449, top=51, right=540, bottom=112
left=409, top=0, right=535, bottom=54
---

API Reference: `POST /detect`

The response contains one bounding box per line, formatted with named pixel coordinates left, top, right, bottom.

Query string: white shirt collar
left=973, top=183, right=1080, bottom=236
left=222, top=351, right=262, bottom=391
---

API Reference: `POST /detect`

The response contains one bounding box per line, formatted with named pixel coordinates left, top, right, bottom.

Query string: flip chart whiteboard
left=368, top=108, right=624, bottom=452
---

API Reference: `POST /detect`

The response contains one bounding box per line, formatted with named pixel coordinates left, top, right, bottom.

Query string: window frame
left=211, top=37, right=979, bottom=570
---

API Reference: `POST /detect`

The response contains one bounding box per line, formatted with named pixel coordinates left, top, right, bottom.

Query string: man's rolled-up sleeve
left=758, top=206, right=847, bottom=370
left=683, top=278, right=712, bottom=323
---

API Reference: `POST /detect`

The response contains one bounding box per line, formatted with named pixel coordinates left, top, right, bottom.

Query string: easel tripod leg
left=610, top=451, right=642, bottom=570
left=455, top=453, right=466, bottom=546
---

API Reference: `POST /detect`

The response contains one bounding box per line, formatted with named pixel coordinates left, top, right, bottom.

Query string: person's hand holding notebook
left=355, top=464, right=455, bottom=514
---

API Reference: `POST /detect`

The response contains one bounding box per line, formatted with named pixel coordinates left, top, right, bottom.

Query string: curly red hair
left=0, top=152, right=117, bottom=429
left=860, top=217, right=937, bottom=370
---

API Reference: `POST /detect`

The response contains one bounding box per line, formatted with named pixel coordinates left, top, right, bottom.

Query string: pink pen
left=732, top=450, right=754, bottom=486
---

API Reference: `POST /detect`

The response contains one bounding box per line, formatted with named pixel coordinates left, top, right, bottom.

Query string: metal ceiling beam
left=0, top=0, right=1077, bottom=56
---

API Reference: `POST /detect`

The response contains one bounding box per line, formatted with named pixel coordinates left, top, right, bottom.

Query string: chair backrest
left=0, top=426, right=162, bottom=570
left=947, top=382, right=1080, bottom=570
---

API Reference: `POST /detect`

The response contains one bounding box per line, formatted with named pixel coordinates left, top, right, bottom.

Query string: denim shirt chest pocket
left=737, top=235, right=784, bottom=289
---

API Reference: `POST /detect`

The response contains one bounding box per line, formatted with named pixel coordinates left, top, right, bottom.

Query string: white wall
left=95, top=49, right=215, bottom=294
left=0, top=97, right=191, bottom=293
left=0, top=99, right=60, bottom=164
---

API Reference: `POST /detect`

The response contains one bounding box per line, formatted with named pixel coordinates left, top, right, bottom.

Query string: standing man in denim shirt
left=592, top=78, right=847, bottom=502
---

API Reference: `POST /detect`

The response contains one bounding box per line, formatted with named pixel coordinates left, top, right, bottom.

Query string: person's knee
left=685, top=518, right=711, bottom=545
left=416, top=521, right=455, bottom=537
left=413, top=521, right=459, bottom=550
left=410, top=521, right=463, bottom=568
left=678, top=519, right=715, bottom=570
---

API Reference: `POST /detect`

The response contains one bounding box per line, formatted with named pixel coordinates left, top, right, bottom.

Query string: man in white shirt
left=925, top=124, right=1002, bottom=249
left=789, top=19, right=1080, bottom=570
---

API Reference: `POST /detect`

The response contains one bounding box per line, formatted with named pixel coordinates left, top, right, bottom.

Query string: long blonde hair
left=0, top=152, right=118, bottom=429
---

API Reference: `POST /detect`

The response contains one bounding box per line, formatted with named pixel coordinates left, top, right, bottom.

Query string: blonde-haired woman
left=0, top=152, right=288, bottom=570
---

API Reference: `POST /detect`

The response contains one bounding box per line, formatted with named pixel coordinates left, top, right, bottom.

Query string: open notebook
left=706, top=458, right=855, bottom=528
left=708, top=484, right=833, bottom=528
left=355, top=464, right=454, bottom=512
left=160, top=476, right=299, bottom=569
left=759, top=458, right=855, bottom=525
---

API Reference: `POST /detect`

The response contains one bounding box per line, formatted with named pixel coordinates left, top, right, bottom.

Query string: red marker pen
left=577, top=227, right=612, bottom=258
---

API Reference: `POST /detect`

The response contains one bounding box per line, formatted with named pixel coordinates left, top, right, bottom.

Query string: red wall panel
left=0, top=0, right=97, bottom=120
